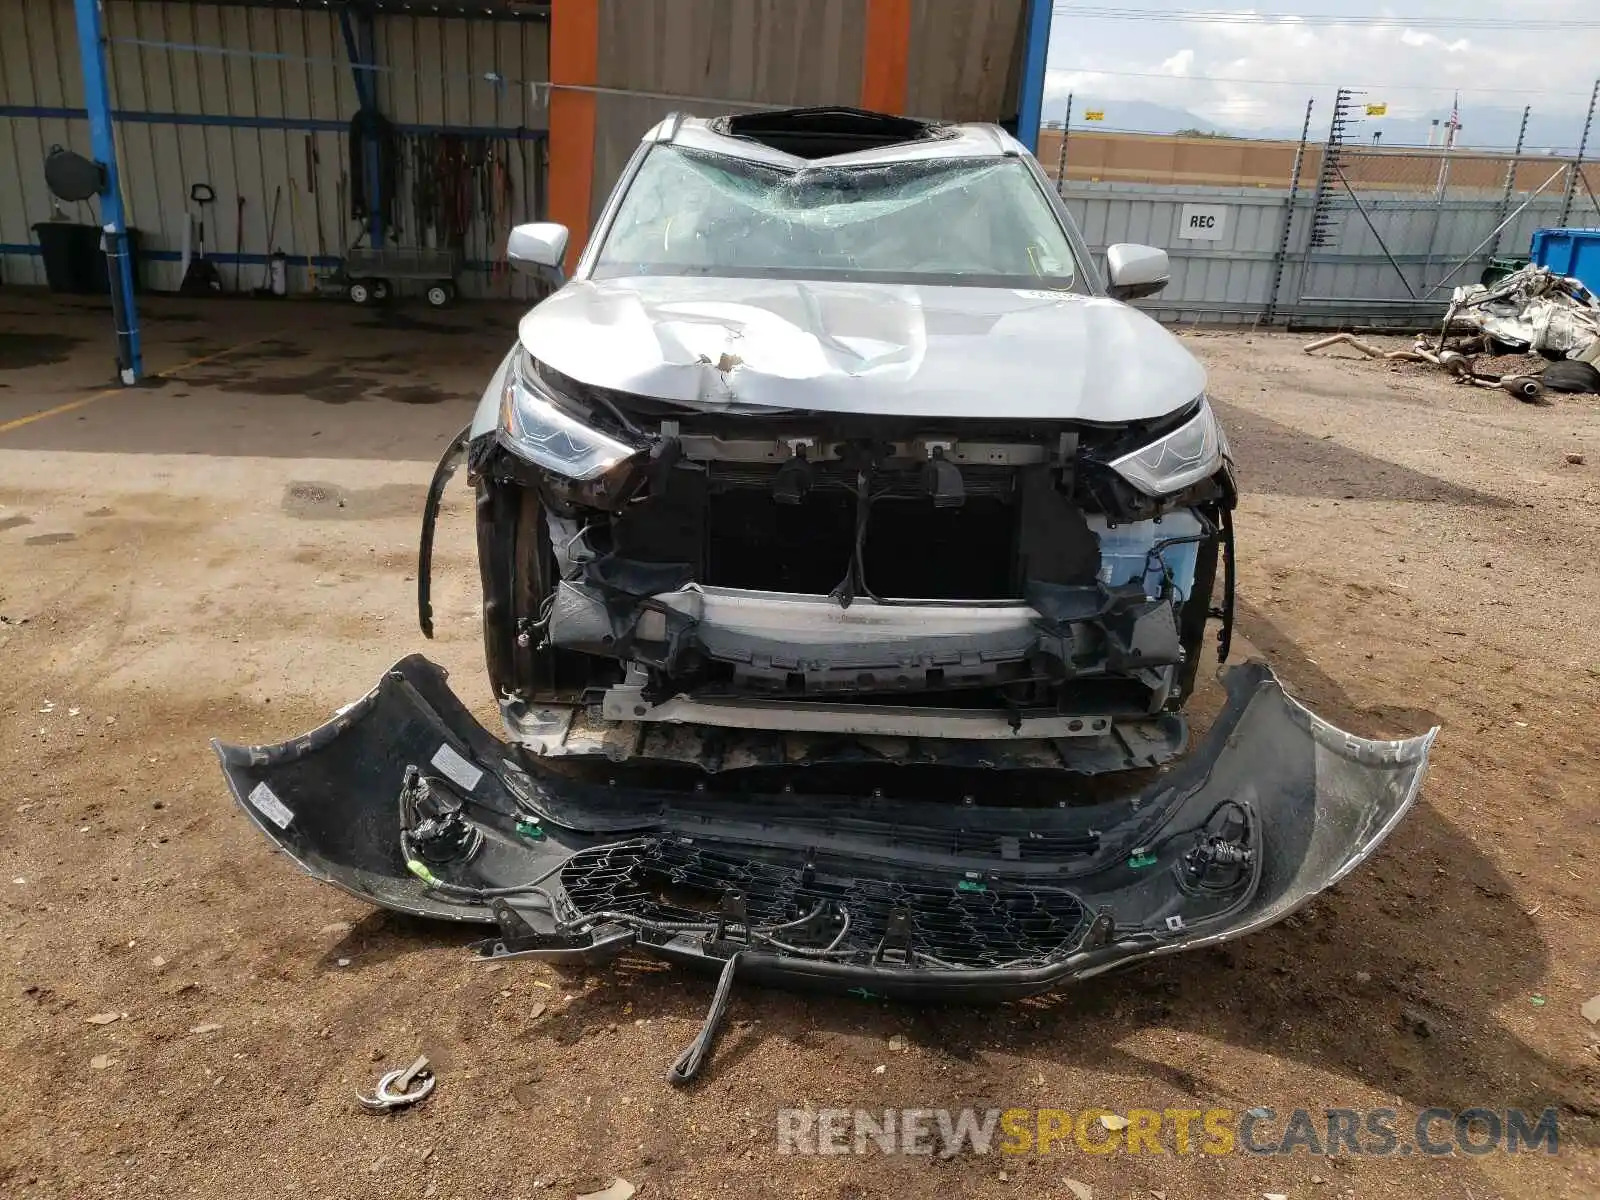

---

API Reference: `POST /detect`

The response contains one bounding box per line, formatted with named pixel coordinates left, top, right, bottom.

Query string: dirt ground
left=0, top=293, right=1596, bottom=1200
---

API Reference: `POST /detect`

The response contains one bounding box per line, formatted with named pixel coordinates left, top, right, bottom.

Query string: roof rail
left=653, top=112, right=687, bottom=143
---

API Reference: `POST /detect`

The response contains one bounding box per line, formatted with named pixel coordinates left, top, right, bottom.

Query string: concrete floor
left=0, top=291, right=518, bottom=459
left=1, top=291, right=1596, bottom=1199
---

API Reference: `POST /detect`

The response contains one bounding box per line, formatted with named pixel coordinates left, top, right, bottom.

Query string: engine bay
left=453, top=388, right=1237, bottom=735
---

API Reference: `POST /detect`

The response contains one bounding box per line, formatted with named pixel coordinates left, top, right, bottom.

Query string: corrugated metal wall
left=586, top=0, right=1029, bottom=221
left=0, top=0, right=548, bottom=296
left=373, top=12, right=548, bottom=293
left=904, top=0, right=1024, bottom=123
left=589, top=0, right=870, bottom=222
left=16, top=1, right=1519, bottom=324
left=1066, top=185, right=1290, bottom=321
left=1, top=0, right=88, bottom=285
left=6, top=1, right=1036, bottom=295
left=1061, top=181, right=1572, bottom=324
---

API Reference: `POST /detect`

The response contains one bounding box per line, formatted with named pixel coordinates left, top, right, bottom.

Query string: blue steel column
left=339, top=4, right=383, bottom=247
left=72, top=0, right=142, bottom=383
left=1015, top=0, right=1054, bottom=154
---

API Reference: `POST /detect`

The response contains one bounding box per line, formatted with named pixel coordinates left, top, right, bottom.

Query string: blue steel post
left=339, top=5, right=383, bottom=248
left=357, top=8, right=382, bottom=246
left=72, top=0, right=142, bottom=383
left=1016, top=0, right=1054, bottom=154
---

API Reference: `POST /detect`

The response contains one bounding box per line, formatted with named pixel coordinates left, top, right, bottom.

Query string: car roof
left=641, top=107, right=1027, bottom=171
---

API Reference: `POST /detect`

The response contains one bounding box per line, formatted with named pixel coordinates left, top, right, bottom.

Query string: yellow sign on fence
left=1084, top=110, right=1105, bottom=121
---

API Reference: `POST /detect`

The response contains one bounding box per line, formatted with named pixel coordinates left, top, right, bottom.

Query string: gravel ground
left=0, top=297, right=1596, bottom=1199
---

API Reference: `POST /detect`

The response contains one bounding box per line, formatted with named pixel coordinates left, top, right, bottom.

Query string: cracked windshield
left=594, top=146, right=1079, bottom=287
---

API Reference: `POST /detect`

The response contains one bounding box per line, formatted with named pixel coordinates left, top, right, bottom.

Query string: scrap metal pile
left=1306, top=264, right=1600, bottom=400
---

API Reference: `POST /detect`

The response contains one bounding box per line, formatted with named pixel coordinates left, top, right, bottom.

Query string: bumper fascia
left=214, top=656, right=1435, bottom=1002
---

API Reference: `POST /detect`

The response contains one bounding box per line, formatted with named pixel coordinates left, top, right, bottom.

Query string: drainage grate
left=559, top=838, right=1088, bottom=970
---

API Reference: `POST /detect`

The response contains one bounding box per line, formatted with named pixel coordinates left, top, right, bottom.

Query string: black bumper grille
left=559, top=837, right=1089, bottom=970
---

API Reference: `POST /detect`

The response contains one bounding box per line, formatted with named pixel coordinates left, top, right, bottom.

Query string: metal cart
left=340, top=246, right=460, bottom=307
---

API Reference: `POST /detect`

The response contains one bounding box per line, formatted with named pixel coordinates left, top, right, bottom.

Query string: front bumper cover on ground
left=213, top=656, right=1435, bottom=1006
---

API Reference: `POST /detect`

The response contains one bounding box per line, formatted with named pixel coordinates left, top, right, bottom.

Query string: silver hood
left=518, top=276, right=1206, bottom=422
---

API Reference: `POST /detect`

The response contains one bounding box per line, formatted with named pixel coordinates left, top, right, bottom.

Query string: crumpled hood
left=518, top=276, right=1206, bottom=422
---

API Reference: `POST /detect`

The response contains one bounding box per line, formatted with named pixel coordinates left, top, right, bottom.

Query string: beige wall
left=1037, top=128, right=1595, bottom=197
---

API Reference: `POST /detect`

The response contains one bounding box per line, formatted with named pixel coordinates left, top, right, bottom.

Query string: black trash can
left=33, top=221, right=142, bottom=295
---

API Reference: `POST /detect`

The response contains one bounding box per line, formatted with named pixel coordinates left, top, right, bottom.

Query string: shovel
left=179, top=182, right=222, bottom=295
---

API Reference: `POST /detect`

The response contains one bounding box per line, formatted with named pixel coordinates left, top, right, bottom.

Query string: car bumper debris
left=214, top=655, right=1434, bottom=1080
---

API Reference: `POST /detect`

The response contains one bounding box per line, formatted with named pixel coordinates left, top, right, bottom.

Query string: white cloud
left=1160, top=48, right=1195, bottom=77
left=1044, top=1, right=1599, bottom=139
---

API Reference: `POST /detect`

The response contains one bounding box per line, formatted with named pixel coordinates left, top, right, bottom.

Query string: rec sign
left=1178, top=203, right=1228, bottom=241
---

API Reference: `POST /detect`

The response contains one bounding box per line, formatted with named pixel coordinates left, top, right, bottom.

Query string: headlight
left=499, top=349, right=640, bottom=481
left=1108, top=397, right=1225, bottom=496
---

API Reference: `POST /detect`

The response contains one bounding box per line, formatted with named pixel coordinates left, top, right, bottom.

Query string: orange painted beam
left=548, top=0, right=600, bottom=274
left=860, top=0, right=912, bottom=114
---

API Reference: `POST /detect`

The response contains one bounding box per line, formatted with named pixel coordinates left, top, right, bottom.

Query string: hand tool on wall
left=289, top=178, right=317, bottom=292
left=337, top=171, right=350, bottom=249
left=256, top=185, right=282, bottom=293
left=307, top=136, right=328, bottom=267
left=234, top=195, right=246, bottom=292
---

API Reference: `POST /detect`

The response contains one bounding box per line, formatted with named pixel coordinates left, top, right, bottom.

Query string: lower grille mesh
left=559, top=837, right=1088, bottom=969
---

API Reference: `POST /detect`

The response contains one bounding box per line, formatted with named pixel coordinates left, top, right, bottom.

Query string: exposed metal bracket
left=598, top=684, right=1115, bottom=741
left=872, top=905, right=916, bottom=964
left=713, top=890, right=749, bottom=944
left=1078, top=905, right=1116, bottom=951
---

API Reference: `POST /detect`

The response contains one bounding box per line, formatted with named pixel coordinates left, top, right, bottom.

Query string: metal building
left=1, top=0, right=1048, bottom=340
left=2, top=0, right=551, bottom=298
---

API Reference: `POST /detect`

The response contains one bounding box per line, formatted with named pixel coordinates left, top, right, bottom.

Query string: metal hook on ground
left=357, top=1055, right=435, bottom=1112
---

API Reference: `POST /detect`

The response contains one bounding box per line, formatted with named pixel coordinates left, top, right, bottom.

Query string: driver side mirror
left=1105, top=243, right=1170, bottom=301
left=507, top=222, right=570, bottom=278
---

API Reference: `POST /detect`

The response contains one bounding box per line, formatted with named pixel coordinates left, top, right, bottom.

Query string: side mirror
left=1105, top=243, right=1170, bottom=301
left=507, top=222, right=570, bottom=275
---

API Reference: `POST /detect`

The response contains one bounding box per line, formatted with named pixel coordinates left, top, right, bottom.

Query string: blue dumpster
left=1529, top=227, right=1600, bottom=293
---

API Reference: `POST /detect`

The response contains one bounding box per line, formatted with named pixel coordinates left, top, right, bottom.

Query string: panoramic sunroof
left=719, top=107, right=947, bottom=159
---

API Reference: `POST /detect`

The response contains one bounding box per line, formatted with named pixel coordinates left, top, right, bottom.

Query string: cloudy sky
left=1044, top=2, right=1600, bottom=142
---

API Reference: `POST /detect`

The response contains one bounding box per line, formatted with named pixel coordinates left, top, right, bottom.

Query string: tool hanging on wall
left=179, top=182, right=222, bottom=295
left=487, top=138, right=515, bottom=289
left=307, top=136, right=328, bottom=269
left=289, top=179, right=317, bottom=292
left=337, top=171, right=349, bottom=249
left=327, top=130, right=525, bottom=301
left=389, top=133, right=516, bottom=294
left=255, top=185, right=283, bottom=295
left=234, top=195, right=246, bottom=293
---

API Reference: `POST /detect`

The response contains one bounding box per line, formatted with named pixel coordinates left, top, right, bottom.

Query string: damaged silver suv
left=217, top=110, right=1434, bottom=1077
left=445, top=107, right=1231, bottom=757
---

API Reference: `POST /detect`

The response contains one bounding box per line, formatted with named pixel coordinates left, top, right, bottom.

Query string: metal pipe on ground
left=1303, top=334, right=1547, bottom=403
left=1302, top=332, right=1426, bottom=361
